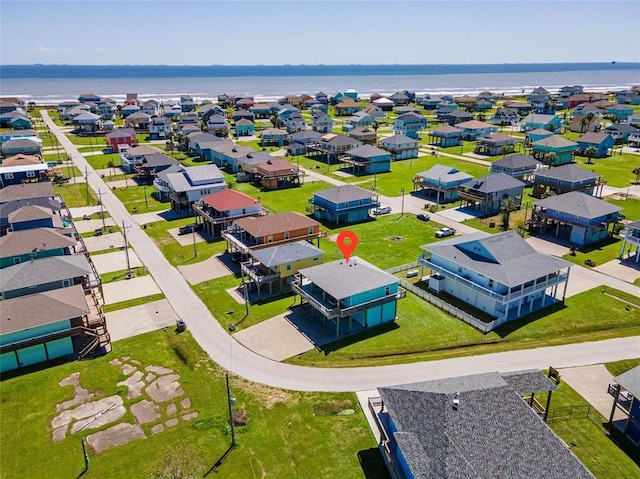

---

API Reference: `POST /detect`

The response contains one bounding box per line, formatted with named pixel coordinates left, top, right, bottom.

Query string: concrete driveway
left=102, top=275, right=162, bottom=305
left=233, top=313, right=315, bottom=361
left=167, top=227, right=206, bottom=246
left=557, top=364, right=626, bottom=420
left=82, top=232, right=126, bottom=252
left=69, top=206, right=102, bottom=218
left=105, top=299, right=178, bottom=341
left=595, top=258, right=640, bottom=284
left=91, top=250, right=143, bottom=275
left=177, top=253, right=239, bottom=285
left=74, top=218, right=117, bottom=234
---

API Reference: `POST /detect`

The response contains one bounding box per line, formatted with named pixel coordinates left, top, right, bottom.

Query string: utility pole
left=122, top=221, right=132, bottom=279
left=143, top=183, right=148, bottom=209
left=226, top=374, right=236, bottom=447
left=192, top=223, right=198, bottom=258
left=84, top=165, right=90, bottom=205
left=400, top=187, right=405, bottom=217
left=97, top=190, right=106, bottom=230
left=81, top=438, right=89, bottom=472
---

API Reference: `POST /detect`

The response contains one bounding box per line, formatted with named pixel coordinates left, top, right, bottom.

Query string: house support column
left=561, top=269, right=570, bottom=302
left=517, top=297, right=523, bottom=317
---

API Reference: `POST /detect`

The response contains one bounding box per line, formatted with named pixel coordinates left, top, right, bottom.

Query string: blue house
left=414, top=164, right=472, bottom=203
left=604, top=123, right=637, bottom=144
left=309, top=185, right=380, bottom=224
left=532, top=191, right=622, bottom=246
left=458, top=173, right=525, bottom=214
left=0, top=285, right=111, bottom=373
left=372, top=370, right=594, bottom=479
left=291, top=256, right=404, bottom=337
left=0, top=255, right=94, bottom=300
left=379, top=134, right=419, bottom=160
left=420, top=231, right=572, bottom=324
left=619, top=220, right=640, bottom=264
left=609, top=366, right=640, bottom=445
left=235, top=118, right=255, bottom=137
left=0, top=228, right=76, bottom=269
left=490, top=154, right=541, bottom=184
left=607, top=104, right=634, bottom=122
left=8, top=204, right=64, bottom=231
left=312, top=112, right=334, bottom=133
left=261, top=128, right=289, bottom=147
left=345, top=145, right=391, bottom=174
left=427, top=125, right=463, bottom=147
left=576, top=132, right=614, bottom=158
left=394, top=112, right=427, bottom=139
left=455, top=120, right=498, bottom=140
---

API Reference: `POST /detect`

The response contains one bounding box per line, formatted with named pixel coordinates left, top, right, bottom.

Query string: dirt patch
left=233, top=377, right=296, bottom=409
left=608, top=193, right=640, bottom=202
left=388, top=236, right=405, bottom=242
left=146, top=374, right=184, bottom=402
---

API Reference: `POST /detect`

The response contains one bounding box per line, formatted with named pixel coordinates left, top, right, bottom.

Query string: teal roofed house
left=345, top=144, right=391, bottom=174
left=291, top=256, right=405, bottom=337
left=520, top=113, right=563, bottom=133
left=309, top=185, right=380, bottom=224
left=0, top=285, right=111, bottom=373
left=532, top=135, right=578, bottom=166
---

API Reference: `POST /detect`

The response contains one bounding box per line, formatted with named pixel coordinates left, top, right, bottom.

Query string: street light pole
left=97, top=189, right=106, bottom=230
left=400, top=187, right=405, bottom=217
left=85, top=166, right=90, bottom=205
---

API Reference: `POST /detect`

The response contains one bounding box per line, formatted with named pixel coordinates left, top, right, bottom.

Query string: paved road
left=43, top=111, right=640, bottom=392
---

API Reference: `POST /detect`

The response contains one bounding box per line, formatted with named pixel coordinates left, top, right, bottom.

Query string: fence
left=546, top=404, right=605, bottom=430
left=387, top=262, right=494, bottom=334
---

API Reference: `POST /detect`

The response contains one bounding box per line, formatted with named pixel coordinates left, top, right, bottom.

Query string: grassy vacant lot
left=0, top=330, right=381, bottom=479
left=111, top=184, right=169, bottom=214
left=573, top=152, right=639, bottom=187
left=286, top=287, right=640, bottom=367
left=538, top=372, right=640, bottom=479
left=605, top=358, right=640, bottom=377
left=54, top=182, right=97, bottom=207
left=561, top=235, right=624, bottom=267
left=102, top=294, right=166, bottom=313
left=144, top=217, right=228, bottom=266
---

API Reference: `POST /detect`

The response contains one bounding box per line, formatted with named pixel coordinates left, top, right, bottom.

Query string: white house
left=165, top=164, right=227, bottom=213
left=419, top=231, right=571, bottom=328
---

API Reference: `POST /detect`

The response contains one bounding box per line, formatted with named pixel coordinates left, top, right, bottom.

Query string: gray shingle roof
left=378, top=371, right=595, bottom=479
left=0, top=255, right=92, bottom=293
left=492, top=154, right=540, bottom=170
left=534, top=164, right=599, bottom=182
left=615, top=366, right=640, bottom=398
left=0, top=284, right=90, bottom=334
left=380, top=133, right=418, bottom=146
left=313, top=185, right=377, bottom=203
left=422, top=231, right=571, bottom=287
left=349, top=144, right=390, bottom=159
left=298, top=256, right=398, bottom=300
left=250, top=240, right=324, bottom=268
left=417, top=164, right=472, bottom=183
left=459, top=173, right=525, bottom=193
left=533, top=191, right=622, bottom=219
left=533, top=135, right=578, bottom=149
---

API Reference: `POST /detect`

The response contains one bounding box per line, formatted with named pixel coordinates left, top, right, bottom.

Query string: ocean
left=1, top=63, right=638, bottom=105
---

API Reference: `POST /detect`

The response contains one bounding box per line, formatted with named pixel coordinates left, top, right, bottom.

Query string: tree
left=633, top=166, right=640, bottom=185
left=584, top=146, right=597, bottom=164
left=500, top=197, right=518, bottom=231
left=500, top=144, right=510, bottom=158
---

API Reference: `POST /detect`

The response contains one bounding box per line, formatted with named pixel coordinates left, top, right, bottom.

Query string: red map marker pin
left=337, top=230, right=358, bottom=263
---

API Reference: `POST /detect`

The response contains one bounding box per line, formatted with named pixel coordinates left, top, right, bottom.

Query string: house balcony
left=153, top=178, right=171, bottom=194
left=241, top=260, right=280, bottom=283
left=457, top=189, right=487, bottom=204
left=419, top=257, right=569, bottom=304
left=307, top=198, right=380, bottom=213
left=192, top=202, right=268, bottom=225
left=291, top=276, right=405, bottom=320
left=222, top=227, right=326, bottom=254
left=621, top=229, right=640, bottom=247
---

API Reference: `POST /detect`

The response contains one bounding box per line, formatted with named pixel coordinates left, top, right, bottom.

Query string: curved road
left=42, top=111, right=640, bottom=392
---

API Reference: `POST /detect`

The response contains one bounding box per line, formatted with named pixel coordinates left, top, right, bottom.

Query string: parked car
left=435, top=227, right=455, bottom=238
left=417, top=213, right=430, bottom=221
left=178, top=223, right=203, bottom=235
left=373, top=206, right=391, bottom=215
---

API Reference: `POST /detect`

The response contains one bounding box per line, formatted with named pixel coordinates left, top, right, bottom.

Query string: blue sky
left=1, top=0, right=639, bottom=65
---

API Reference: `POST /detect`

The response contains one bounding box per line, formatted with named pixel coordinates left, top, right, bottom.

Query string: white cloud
left=94, top=48, right=106, bottom=52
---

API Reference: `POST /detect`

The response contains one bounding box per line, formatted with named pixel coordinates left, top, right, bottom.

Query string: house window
left=62, top=279, right=72, bottom=287
left=308, top=227, right=314, bottom=235
left=286, top=264, right=292, bottom=271
left=267, top=235, right=273, bottom=243
left=13, top=257, right=21, bottom=265
left=313, top=257, right=319, bottom=262
left=284, top=232, right=290, bottom=240
left=488, top=279, right=494, bottom=288
left=26, top=171, right=36, bottom=177
left=385, top=286, right=391, bottom=296
left=4, top=173, right=14, bottom=179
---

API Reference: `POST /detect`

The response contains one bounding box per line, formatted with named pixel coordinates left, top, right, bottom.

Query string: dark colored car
left=178, top=223, right=203, bottom=235
left=417, top=213, right=430, bottom=221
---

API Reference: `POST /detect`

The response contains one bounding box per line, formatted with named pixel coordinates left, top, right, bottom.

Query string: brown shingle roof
left=1, top=154, right=43, bottom=167
left=202, top=189, right=261, bottom=211
left=234, top=212, right=319, bottom=237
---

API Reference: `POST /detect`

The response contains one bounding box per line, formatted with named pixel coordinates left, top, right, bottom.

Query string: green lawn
left=605, top=358, right=640, bottom=377
left=286, top=287, right=640, bottom=367
left=0, top=330, right=381, bottom=479
left=100, top=266, right=148, bottom=284
left=54, top=182, right=98, bottom=207
left=232, top=179, right=335, bottom=215
left=573, top=152, right=639, bottom=187
left=538, top=377, right=640, bottom=479
left=111, top=184, right=170, bottom=214
left=607, top=196, right=640, bottom=220
left=101, top=294, right=166, bottom=313
left=562, top=235, right=624, bottom=267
